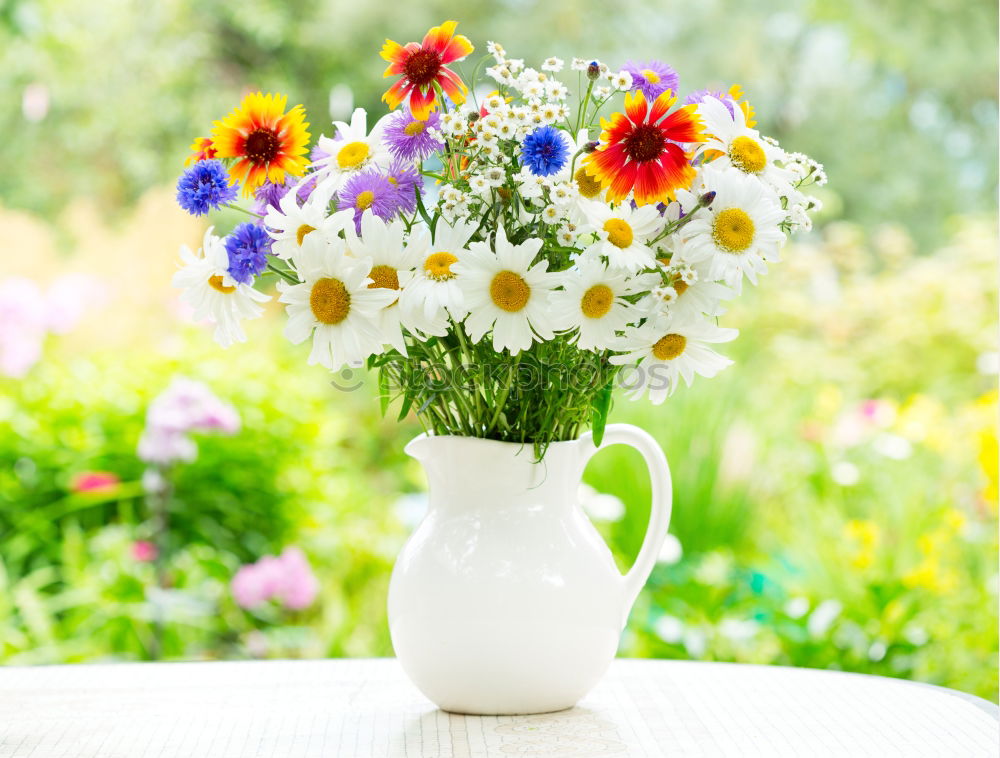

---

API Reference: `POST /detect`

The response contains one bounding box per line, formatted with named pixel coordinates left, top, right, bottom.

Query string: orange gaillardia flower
left=583, top=90, right=703, bottom=207
left=211, top=92, right=310, bottom=196
left=380, top=20, right=474, bottom=120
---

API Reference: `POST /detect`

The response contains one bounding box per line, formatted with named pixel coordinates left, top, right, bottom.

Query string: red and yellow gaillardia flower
left=583, top=90, right=703, bottom=207
left=185, top=137, right=217, bottom=166
left=380, top=20, right=473, bottom=120
left=210, top=92, right=310, bottom=196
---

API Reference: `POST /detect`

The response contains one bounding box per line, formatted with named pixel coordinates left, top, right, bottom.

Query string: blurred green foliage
left=0, top=0, right=996, bottom=248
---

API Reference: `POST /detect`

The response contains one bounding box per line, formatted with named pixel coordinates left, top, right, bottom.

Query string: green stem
left=267, top=263, right=298, bottom=283
left=225, top=203, right=263, bottom=219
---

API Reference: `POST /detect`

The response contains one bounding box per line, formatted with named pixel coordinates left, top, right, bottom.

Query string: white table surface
left=1, top=658, right=996, bottom=757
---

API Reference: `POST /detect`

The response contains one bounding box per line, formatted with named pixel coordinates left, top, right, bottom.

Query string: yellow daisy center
left=652, top=333, right=687, bottom=360
left=368, top=264, right=400, bottom=291
left=403, top=120, right=426, bottom=137
left=424, top=252, right=459, bottom=281
left=354, top=190, right=375, bottom=210
left=641, top=69, right=661, bottom=83
left=207, top=275, right=235, bottom=294
left=296, top=224, right=316, bottom=246
left=604, top=218, right=634, bottom=249
left=580, top=284, right=614, bottom=319
left=368, top=264, right=400, bottom=306
left=336, top=141, right=370, bottom=170
left=309, top=277, right=351, bottom=325
left=728, top=136, right=767, bottom=174
left=575, top=167, right=603, bottom=198
left=672, top=277, right=690, bottom=296
left=490, top=270, right=531, bottom=313
left=712, top=208, right=756, bottom=253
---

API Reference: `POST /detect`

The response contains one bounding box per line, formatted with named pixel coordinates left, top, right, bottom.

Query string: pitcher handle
left=579, top=423, right=673, bottom=627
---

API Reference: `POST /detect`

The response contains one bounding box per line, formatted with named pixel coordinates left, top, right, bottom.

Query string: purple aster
left=251, top=175, right=320, bottom=220
left=622, top=60, right=679, bottom=102
left=521, top=125, right=569, bottom=177
left=339, top=170, right=401, bottom=232
left=385, top=160, right=423, bottom=215
left=225, top=222, right=272, bottom=284
left=252, top=179, right=292, bottom=217
left=310, top=142, right=330, bottom=164
left=382, top=110, right=445, bottom=162
left=176, top=160, right=237, bottom=216
left=684, top=89, right=736, bottom=118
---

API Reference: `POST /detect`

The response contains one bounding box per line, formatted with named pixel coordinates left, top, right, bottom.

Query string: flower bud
left=699, top=190, right=717, bottom=207
left=586, top=61, right=601, bottom=81
left=583, top=141, right=600, bottom=154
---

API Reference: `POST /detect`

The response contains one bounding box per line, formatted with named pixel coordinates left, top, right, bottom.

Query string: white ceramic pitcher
left=388, top=423, right=672, bottom=715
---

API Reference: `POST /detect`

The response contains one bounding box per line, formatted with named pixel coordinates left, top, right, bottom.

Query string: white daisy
left=310, top=108, right=391, bottom=193
left=454, top=226, right=558, bottom=355
left=580, top=201, right=665, bottom=273
left=398, top=220, right=477, bottom=333
left=681, top=165, right=786, bottom=290
left=345, top=212, right=433, bottom=354
left=549, top=257, right=646, bottom=351
left=637, top=252, right=733, bottom=322
left=610, top=313, right=737, bottom=403
left=278, top=234, right=395, bottom=371
left=172, top=227, right=269, bottom=349
left=695, top=97, right=795, bottom=194
left=264, top=186, right=350, bottom=260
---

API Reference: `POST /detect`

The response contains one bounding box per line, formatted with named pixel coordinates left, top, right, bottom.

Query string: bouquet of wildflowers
left=173, top=20, right=824, bottom=454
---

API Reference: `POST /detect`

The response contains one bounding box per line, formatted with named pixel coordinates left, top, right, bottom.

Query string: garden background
left=1, top=0, right=997, bottom=700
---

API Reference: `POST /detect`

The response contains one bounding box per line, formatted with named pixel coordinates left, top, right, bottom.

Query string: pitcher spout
left=403, top=432, right=433, bottom=463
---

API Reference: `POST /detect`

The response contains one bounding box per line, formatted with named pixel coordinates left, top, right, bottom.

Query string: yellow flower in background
left=895, top=394, right=947, bottom=450
left=844, top=519, right=880, bottom=570
left=974, top=391, right=998, bottom=512
left=211, top=92, right=310, bottom=196
left=903, top=525, right=960, bottom=593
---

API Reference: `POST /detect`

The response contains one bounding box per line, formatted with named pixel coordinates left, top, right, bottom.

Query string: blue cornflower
left=225, top=222, right=272, bottom=284
left=521, top=126, right=569, bottom=177
left=176, top=160, right=238, bottom=216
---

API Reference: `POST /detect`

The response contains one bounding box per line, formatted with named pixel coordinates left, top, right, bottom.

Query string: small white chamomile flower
left=486, top=41, right=506, bottom=62
left=610, top=71, right=632, bottom=90
left=542, top=56, right=564, bottom=72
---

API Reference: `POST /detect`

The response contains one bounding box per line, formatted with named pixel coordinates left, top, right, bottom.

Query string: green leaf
left=397, top=391, right=414, bottom=422
left=591, top=381, right=613, bottom=447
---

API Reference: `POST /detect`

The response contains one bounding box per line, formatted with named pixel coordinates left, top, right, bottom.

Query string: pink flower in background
left=131, top=540, right=158, bottom=562
left=231, top=547, right=319, bottom=611
left=70, top=471, right=121, bottom=494
left=45, top=273, right=106, bottom=334
left=0, top=274, right=105, bottom=378
left=0, top=277, right=47, bottom=378
left=138, top=378, right=240, bottom=464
